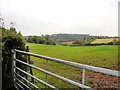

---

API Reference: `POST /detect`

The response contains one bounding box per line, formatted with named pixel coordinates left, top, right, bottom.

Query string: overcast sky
left=0, top=0, right=119, bottom=36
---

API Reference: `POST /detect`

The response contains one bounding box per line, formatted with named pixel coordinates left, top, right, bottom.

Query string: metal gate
left=11, top=49, right=120, bottom=90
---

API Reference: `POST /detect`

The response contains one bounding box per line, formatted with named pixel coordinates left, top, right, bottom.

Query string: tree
left=25, top=35, right=56, bottom=45
left=2, top=23, right=26, bottom=89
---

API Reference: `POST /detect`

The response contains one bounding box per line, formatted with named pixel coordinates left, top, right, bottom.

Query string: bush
left=72, top=40, right=85, bottom=46
left=85, top=42, right=113, bottom=46
left=2, top=27, right=26, bottom=89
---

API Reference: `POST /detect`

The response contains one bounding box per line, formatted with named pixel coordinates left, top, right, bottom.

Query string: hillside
left=91, top=38, right=118, bottom=44
left=24, top=34, right=119, bottom=45
left=50, top=34, right=91, bottom=43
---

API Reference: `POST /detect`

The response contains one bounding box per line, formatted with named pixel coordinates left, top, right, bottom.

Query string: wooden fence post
left=26, top=46, right=34, bottom=84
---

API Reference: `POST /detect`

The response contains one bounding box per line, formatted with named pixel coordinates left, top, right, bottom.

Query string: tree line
left=50, top=33, right=90, bottom=43
left=25, top=35, right=56, bottom=45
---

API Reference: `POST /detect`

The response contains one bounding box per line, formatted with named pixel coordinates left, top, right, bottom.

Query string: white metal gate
left=11, top=49, right=120, bottom=90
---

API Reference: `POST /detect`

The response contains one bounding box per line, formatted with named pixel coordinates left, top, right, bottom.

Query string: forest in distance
left=24, top=34, right=120, bottom=46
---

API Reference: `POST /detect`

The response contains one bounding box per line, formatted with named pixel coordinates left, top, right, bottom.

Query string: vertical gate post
left=82, top=69, right=85, bottom=90
left=46, top=59, right=48, bottom=82
left=45, top=59, right=48, bottom=89
left=82, top=69, right=85, bottom=85
left=11, top=49, right=16, bottom=88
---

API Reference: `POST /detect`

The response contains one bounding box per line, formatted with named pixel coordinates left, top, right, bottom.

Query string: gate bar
left=15, top=49, right=120, bottom=77
left=15, top=73, right=41, bottom=90
left=15, top=66, right=59, bottom=90
left=15, top=59, right=93, bottom=89
left=16, top=82, right=25, bottom=90
left=16, top=78, right=31, bottom=90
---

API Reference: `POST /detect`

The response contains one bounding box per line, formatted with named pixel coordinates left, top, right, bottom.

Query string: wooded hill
left=50, top=34, right=91, bottom=43
left=24, top=34, right=119, bottom=45
left=24, top=34, right=92, bottom=44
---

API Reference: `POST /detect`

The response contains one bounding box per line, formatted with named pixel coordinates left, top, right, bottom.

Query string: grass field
left=26, top=43, right=118, bottom=88
left=91, top=38, right=118, bottom=44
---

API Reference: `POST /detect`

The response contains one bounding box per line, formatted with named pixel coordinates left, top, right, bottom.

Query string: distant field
left=26, top=43, right=118, bottom=88
left=91, top=38, right=118, bottom=44
left=61, top=41, right=73, bottom=45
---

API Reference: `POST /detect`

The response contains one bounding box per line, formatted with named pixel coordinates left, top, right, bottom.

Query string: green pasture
left=26, top=43, right=118, bottom=88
